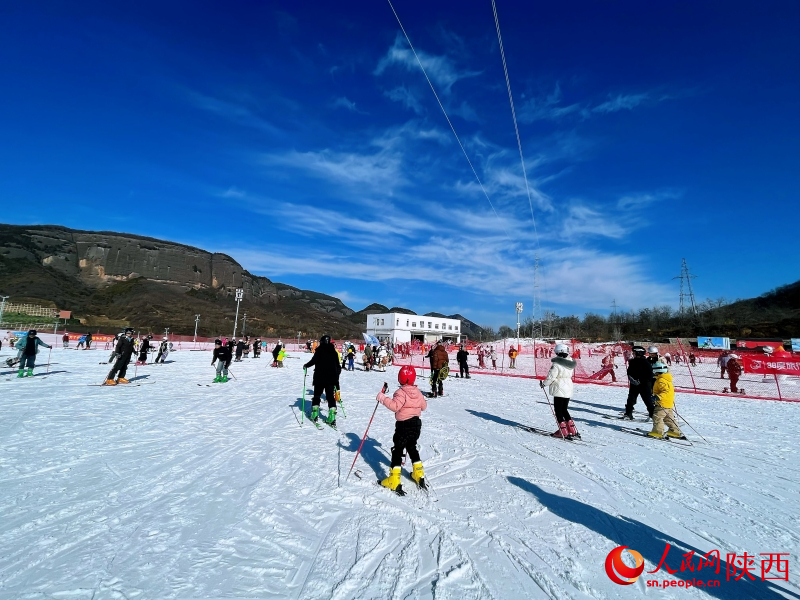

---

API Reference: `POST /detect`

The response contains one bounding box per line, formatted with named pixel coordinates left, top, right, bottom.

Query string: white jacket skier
left=542, top=355, right=575, bottom=399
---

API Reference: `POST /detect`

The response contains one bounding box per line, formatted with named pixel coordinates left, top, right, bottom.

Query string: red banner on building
left=743, top=355, right=800, bottom=375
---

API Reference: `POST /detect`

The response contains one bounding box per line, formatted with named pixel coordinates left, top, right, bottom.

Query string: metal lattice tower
left=673, top=258, right=698, bottom=318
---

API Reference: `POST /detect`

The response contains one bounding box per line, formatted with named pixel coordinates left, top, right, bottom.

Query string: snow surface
left=1, top=346, right=799, bottom=599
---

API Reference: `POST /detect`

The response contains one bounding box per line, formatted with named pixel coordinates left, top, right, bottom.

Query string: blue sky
left=2, top=1, right=798, bottom=327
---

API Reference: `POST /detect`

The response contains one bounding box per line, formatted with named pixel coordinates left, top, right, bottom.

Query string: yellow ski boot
left=411, top=461, right=427, bottom=490
left=380, top=466, right=405, bottom=496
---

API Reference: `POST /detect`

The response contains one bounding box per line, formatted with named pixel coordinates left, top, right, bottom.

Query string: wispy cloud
left=331, top=96, right=366, bottom=114
left=375, top=34, right=480, bottom=94
left=592, top=92, right=650, bottom=113
left=384, top=85, right=424, bottom=114
left=518, top=83, right=581, bottom=123
left=186, top=90, right=282, bottom=135
left=560, top=204, right=630, bottom=240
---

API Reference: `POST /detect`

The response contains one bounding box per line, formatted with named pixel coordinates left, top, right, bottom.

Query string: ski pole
left=301, top=368, right=307, bottom=426
left=335, top=386, right=346, bottom=418
left=540, top=385, right=567, bottom=441
left=346, top=391, right=382, bottom=482
left=227, top=367, right=237, bottom=380
left=673, top=404, right=708, bottom=444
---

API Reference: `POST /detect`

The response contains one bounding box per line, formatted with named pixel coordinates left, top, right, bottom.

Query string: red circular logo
left=605, top=545, right=645, bottom=585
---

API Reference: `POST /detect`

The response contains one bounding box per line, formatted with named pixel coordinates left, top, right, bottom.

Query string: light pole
left=243, top=312, right=247, bottom=336
left=232, top=288, right=244, bottom=338
left=515, top=302, right=523, bottom=358
left=193, top=314, right=200, bottom=342
left=0, top=295, right=8, bottom=324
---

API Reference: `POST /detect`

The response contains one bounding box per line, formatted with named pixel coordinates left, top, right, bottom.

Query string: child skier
left=377, top=365, right=428, bottom=495
left=277, top=346, right=287, bottom=367
left=648, top=362, right=686, bottom=439
left=211, top=338, right=232, bottom=382
left=14, top=330, right=52, bottom=377
left=155, top=337, right=169, bottom=363
left=137, top=336, right=152, bottom=365
left=303, top=335, right=342, bottom=426
left=540, top=343, right=579, bottom=438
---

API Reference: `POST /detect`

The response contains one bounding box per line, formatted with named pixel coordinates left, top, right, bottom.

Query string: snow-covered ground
left=1, top=346, right=799, bottom=599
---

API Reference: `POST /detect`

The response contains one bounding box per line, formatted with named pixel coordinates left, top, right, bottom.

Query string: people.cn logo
left=605, top=545, right=645, bottom=585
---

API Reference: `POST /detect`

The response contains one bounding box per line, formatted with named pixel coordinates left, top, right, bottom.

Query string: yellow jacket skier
left=648, top=363, right=685, bottom=439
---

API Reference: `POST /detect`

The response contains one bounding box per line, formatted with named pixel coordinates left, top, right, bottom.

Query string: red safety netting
left=391, top=338, right=800, bottom=403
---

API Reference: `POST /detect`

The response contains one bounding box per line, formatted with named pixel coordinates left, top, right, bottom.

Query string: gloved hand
left=539, top=380, right=545, bottom=388
left=382, top=382, right=389, bottom=393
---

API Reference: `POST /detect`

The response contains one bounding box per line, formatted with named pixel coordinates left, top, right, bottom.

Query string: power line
left=490, top=0, right=540, bottom=247
left=385, top=0, right=513, bottom=242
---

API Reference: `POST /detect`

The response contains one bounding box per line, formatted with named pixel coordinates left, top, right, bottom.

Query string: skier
left=302, top=335, right=342, bottom=426
left=346, top=344, right=355, bottom=371
left=427, top=340, right=449, bottom=397
left=211, top=338, right=232, bottom=382
left=726, top=354, right=743, bottom=393
left=508, top=346, right=518, bottom=369
left=235, top=338, right=245, bottom=362
left=155, top=337, right=169, bottom=363
left=718, top=351, right=730, bottom=379
left=456, top=345, right=470, bottom=378
left=108, top=332, right=122, bottom=363
left=377, top=365, right=428, bottom=495
left=663, top=351, right=672, bottom=366
left=490, top=346, right=497, bottom=369
left=271, top=340, right=282, bottom=367
left=105, top=328, right=135, bottom=385
left=624, top=346, right=654, bottom=419
left=277, top=346, right=287, bottom=367
left=688, top=352, right=697, bottom=366
left=243, top=337, right=251, bottom=359
left=62, top=332, right=69, bottom=348
left=14, top=330, right=52, bottom=377
left=76, top=335, right=86, bottom=350
left=85, top=332, right=93, bottom=350
left=364, top=343, right=373, bottom=371
left=647, top=362, right=685, bottom=439
left=253, top=337, right=261, bottom=358
left=137, top=335, right=152, bottom=365
left=540, top=343, right=579, bottom=438
left=377, top=342, right=388, bottom=372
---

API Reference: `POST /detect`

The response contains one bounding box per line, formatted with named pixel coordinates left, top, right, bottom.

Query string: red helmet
left=398, top=365, right=416, bottom=386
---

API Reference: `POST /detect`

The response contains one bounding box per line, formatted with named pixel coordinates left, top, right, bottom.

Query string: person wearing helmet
left=726, top=354, right=743, bottom=393
left=136, top=335, right=152, bottom=365
left=14, top=330, right=52, bottom=378
left=346, top=344, right=356, bottom=371
left=105, top=328, right=135, bottom=385
left=456, top=344, right=470, bottom=378
left=376, top=365, right=428, bottom=495
left=211, top=338, right=232, bottom=383
left=252, top=337, right=261, bottom=358
left=508, top=345, right=518, bottom=369
left=155, top=337, right=170, bottom=364
left=303, top=335, right=342, bottom=426
left=541, top=343, right=579, bottom=438
left=624, top=346, right=654, bottom=419
left=648, top=362, right=685, bottom=439
left=271, top=339, right=283, bottom=367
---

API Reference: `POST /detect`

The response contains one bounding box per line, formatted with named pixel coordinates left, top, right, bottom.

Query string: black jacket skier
left=625, top=348, right=654, bottom=418
left=235, top=339, right=245, bottom=360
left=107, top=330, right=135, bottom=384
left=212, top=344, right=232, bottom=366
left=303, top=335, right=342, bottom=411
left=138, top=337, right=151, bottom=364
left=155, top=340, right=169, bottom=363
left=456, top=347, right=470, bottom=378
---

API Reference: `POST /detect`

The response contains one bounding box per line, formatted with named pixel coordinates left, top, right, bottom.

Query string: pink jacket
left=376, top=385, right=427, bottom=421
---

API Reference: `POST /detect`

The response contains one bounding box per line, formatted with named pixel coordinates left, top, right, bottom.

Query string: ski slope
left=1, top=347, right=799, bottom=599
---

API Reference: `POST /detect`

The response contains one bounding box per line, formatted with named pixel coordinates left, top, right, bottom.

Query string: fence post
left=677, top=337, right=698, bottom=393
left=774, top=374, right=782, bottom=401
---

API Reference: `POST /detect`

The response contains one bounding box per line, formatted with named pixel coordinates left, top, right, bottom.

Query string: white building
left=366, top=313, right=462, bottom=344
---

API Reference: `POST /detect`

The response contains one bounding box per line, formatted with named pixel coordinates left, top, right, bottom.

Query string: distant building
left=366, top=313, right=462, bottom=344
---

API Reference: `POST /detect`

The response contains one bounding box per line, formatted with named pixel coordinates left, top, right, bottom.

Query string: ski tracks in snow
left=1, top=349, right=799, bottom=598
